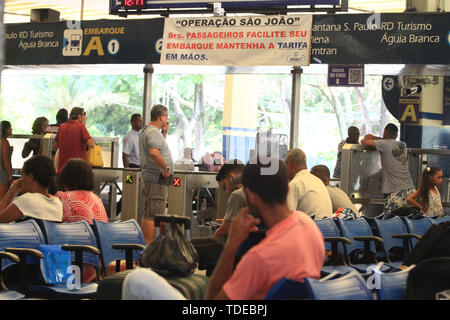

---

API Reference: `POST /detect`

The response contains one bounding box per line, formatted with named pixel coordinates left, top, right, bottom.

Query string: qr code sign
left=348, top=68, right=364, bottom=85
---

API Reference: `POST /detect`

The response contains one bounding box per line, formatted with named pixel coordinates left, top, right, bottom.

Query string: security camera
left=404, top=85, right=422, bottom=96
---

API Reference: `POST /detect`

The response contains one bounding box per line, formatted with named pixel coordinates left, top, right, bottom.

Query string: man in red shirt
left=53, top=107, right=94, bottom=174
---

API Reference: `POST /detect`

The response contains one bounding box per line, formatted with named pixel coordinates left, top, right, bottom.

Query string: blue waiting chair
left=373, top=216, right=418, bottom=265
left=91, top=219, right=146, bottom=276
left=40, top=220, right=101, bottom=283
left=314, top=219, right=356, bottom=276
left=265, top=278, right=308, bottom=300
left=0, top=219, right=98, bottom=299
left=401, top=217, right=433, bottom=248
left=371, top=262, right=415, bottom=300
left=0, top=251, right=25, bottom=300
left=430, top=215, right=450, bottom=224
left=304, top=270, right=374, bottom=300
left=334, top=218, right=392, bottom=274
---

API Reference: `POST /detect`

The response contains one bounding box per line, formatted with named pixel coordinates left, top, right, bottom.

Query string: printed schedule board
left=4, top=13, right=450, bottom=66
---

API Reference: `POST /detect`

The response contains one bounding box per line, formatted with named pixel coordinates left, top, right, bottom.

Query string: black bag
left=138, top=215, right=198, bottom=276
left=387, top=206, right=420, bottom=218
left=406, top=257, right=450, bottom=300
left=403, top=221, right=450, bottom=266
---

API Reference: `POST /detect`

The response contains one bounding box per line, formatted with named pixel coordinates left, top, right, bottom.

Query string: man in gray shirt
left=139, top=104, right=173, bottom=244
left=311, top=164, right=360, bottom=217
left=361, top=123, right=415, bottom=215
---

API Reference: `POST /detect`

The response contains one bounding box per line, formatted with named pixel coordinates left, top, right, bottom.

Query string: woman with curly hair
left=22, top=117, right=49, bottom=158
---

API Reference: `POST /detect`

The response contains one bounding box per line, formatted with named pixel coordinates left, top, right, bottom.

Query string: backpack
left=403, top=221, right=450, bottom=266
left=403, top=222, right=450, bottom=300
left=406, top=257, right=450, bottom=300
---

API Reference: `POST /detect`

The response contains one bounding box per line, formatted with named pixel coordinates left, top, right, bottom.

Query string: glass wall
left=0, top=72, right=398, bottom=173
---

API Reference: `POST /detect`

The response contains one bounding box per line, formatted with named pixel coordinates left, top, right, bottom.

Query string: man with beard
left=122, top=158, right=325, bottom=300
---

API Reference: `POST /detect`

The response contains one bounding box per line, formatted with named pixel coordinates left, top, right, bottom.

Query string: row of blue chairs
left=265, top=261, right=416, bottom=300
left=313, top=214, right=450, bottom=277
left=0, top=218, right=146, bottom=299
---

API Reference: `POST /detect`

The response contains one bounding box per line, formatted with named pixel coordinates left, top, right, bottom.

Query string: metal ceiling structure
left=4, top=0, right=407, bottom=23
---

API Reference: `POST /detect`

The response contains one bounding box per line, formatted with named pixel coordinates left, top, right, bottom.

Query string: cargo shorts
left=141, top=177, right=169, bottom=220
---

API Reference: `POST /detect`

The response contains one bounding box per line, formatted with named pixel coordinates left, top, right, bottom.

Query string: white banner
left=160, top=15, right=313, bottom=66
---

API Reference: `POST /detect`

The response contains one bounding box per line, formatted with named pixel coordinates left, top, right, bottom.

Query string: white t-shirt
left=123, top=129, right=141, bottom=166
left=287, top=169, right=333, bottom=219
left=12, top=193, right=63, bottom=222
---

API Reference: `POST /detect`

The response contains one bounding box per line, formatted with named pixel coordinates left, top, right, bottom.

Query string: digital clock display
left=121, top=0, right=145, bottom=10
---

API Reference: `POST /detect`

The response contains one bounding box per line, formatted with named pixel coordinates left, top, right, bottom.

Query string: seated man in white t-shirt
left=285, top=148, right=333, bottom=219
left=310, top=164, right=360, bottom=217
left=0, top=155, right=62, bottom=223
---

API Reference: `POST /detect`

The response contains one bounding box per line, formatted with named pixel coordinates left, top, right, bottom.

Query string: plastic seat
left=401, top=217, right=433, bottom=248
left=304, top=270, right=374, bottom=300
left=430, top=215, right=450, bottom=224
left=40, top=220, right=101, bottom=276
left=371, top=262, right=415, bottom=300
left=265, top=278, right=307, bottom=300
left=314, top=218, right=350, bottom=265
left=373, top=216, right=418, bottom=264
left=334, top=218, right=391, bottom=274
left=91, top=219, right=146, bottom=276
left=314, top=219, right=357, bottom=276
left=0, top=251, right=25, bottom=300
left=0, top=220, right=98, bottom=299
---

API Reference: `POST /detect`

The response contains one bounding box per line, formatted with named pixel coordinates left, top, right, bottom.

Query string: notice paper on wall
left=160, top=15, right=313, bottom=66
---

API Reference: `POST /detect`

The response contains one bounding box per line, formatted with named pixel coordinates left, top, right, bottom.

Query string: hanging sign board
left=327, top=64, right=364, bottom=87
left=399, top=95, right=420, bottom=124
left=160, top=15, right=313, bottom=66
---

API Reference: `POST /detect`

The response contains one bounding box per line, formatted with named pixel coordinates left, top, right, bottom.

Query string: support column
left=290, top=67, right=302, bottom=150
left=222, top=74, right=258, bottom=164
left=400, top=0, right=450, bottom=150
left=142, top=64, right=154, bottom=124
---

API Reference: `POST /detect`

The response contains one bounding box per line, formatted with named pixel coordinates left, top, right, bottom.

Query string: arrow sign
left=126, top=175, right=133, bottom=184
left=383, top=77, right=395, bottom=91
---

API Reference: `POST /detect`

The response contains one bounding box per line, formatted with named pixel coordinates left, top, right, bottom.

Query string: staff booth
left=2, top=4, right=450, bottom=226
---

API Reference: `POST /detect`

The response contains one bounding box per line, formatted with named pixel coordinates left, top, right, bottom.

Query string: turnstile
left=93, top=168, right=142, bottom=222
left=168, top=171, right=228, bottom=238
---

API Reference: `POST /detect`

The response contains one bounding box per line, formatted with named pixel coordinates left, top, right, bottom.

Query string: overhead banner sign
left=4, top=13, right=450, bottom=66
left=311, top=13, right=450, bottom=64
left=160, top=15, right=313, bottom=66
left=4, top=19, right=164, bottom=65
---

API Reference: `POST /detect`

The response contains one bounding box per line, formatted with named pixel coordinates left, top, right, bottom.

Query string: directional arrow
left=383, top=77, right=395, bottom=91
